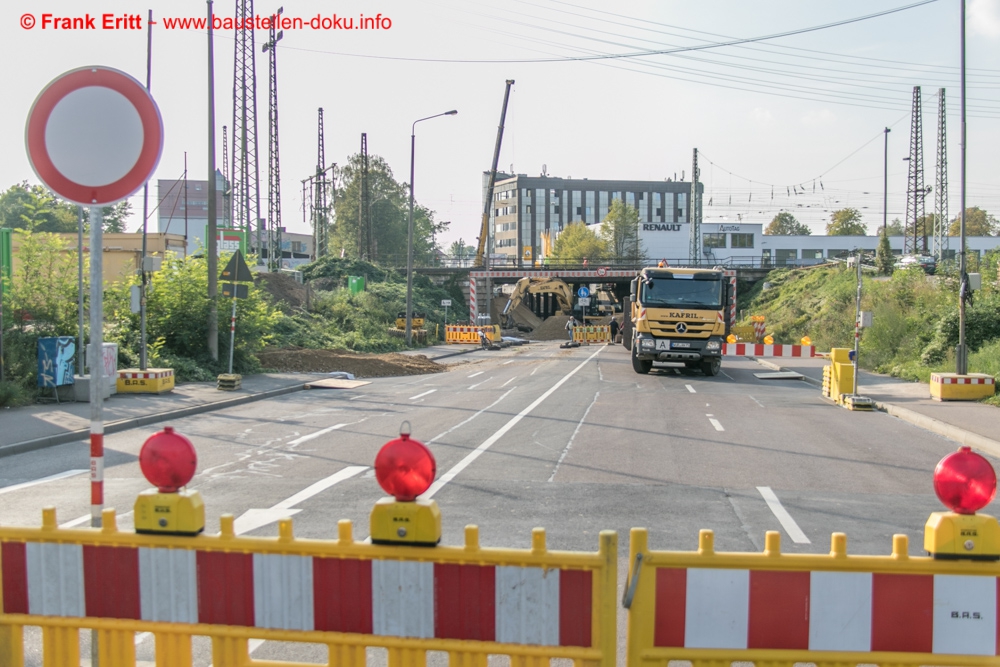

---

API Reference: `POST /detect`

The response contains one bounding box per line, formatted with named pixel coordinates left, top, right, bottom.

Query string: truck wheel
left=701, top=357, right=722, bottom=377
left=631, top=344, right=652, bottom=374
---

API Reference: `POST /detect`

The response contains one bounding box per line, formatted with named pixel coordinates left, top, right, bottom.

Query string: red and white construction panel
left=931, top=374, right=996, bottom=386
left=470, top=269, right=636, bottom=279
left=0, top=542, right=593, bottom=647
left=654, top=568, right=998, bottom=656
left=722, top=344, right=815, bottom=358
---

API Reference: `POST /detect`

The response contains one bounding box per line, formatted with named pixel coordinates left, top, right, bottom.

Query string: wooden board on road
left=753, top=371, right=804, bottom=380
left=304, top=378, right=372, bottom=389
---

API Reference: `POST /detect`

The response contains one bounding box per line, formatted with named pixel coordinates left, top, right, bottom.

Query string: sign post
left=578, top=286, right=590, bottom=330
left=218, top=250, right=253, bottom=390
left=25, top=66, right=163, bottom=532
left=442, top=298, right=451, bottom=326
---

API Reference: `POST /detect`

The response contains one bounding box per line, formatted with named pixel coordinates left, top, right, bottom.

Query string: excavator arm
left=474, top=80, right=514, bottom=268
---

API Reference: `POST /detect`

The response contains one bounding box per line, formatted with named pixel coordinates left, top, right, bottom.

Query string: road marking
left=530, top=366, right=540, bottom=376
left=423, top=346, right=604, bottom=499
left=286, top=423, right=347, bottom=447
left=720, top=370, right=735, bottom=381
left=409, top=389, right=436, bottom=400
left=707, top=416, right=725, bottom=431
left=503, top=359, right=516, bottom=365
left=469, top=377, right=492, bottom=390
left=60, top=515, right=92, bottom=528
left=427, top=388, right=516, bottom=446
left=468, top=371, right=484, bottom=378
left=0, top=469, right=87, bottom=495
left=757, top=486, right=811, bottom=544
left=500, top=376, right=516, bottom=387
left=685, top=384, right=696, bottom=393
left=549, top=391, right=599, bottom=482
left=233, top=466, right=367, bottom=535
left=349, top=395, right=365, bottom=401
left=749, top=395, right=765, bottom=408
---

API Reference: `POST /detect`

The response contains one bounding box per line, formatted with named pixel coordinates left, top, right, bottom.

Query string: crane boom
left=474, top=79, right=514, bottom=268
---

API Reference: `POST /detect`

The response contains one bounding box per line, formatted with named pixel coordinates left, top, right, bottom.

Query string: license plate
left=655, top=340, right=670, bottom=350
left=671, top=342, right=691, bottom=349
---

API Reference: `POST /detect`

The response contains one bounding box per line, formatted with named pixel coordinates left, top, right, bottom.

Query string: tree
left=329, top=153, right=445, bottom=265
left=101, top=200, right=133, bottom=233
left=875, top=228, right=894, bottom=276
left=0, top=182, right=78, bottom=233
left=600, top=200, right=645, bottom=262
left=826, top=208, right=867, bottom=236
left=448, top=239, right=475, bottom=259
left=948, top=207, right=997, bottom=236
left=885, top=218, right=905, bottom=236
left=764, top=212, right=811, bottom=235
left=549, top=222, right=606, bottom=265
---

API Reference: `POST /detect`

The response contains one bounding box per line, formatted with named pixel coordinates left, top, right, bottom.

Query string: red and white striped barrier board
left=0, top=542, right=591, bottom=646
left=117, top=370, right=173, bottom=380
left=468, top=276, right=477, bottom=317
left=931, top=374, right=996, bottom=386
left=654, top=567, right=998, bottom=655
left=722, top=344, right=815, bottom=358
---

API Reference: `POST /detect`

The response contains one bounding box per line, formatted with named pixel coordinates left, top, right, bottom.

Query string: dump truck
left=623, top=266, right=733, bottom=376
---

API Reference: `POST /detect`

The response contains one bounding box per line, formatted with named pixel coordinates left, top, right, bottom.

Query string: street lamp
left=406, top=110, right=457, bottom=346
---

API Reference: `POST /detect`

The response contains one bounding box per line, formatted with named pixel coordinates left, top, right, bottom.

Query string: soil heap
left=256, top=272, right=307, bottom=309
left=257, top=348, right=444, bottom=378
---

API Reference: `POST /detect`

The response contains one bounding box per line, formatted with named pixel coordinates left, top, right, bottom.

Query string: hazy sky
left=4, top=0, right=999, bottom=246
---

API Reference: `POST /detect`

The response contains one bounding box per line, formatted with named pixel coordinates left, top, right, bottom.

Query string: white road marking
left=349, top=395, right=365, bottom=401
left=500, top=376, right=516, bottom=388
left=0, top=469, right=87, bottom=495
left=468, top=371, right=484, bottom=378
left=749, top=395, right=765, bottom=408
left=720, top=370, right=735, bottom=381
left=233, top=466, right=367, bottom=534
left=549, top=391, right=599, bottom=482
left=427, top=389, right=516, bottom=446
left=286, top=423, right=347, bottom=447
left=135, top=631, right=152, bottom=645
left=685, top=384, right=696, bottom=393
left=708, top=417, right=725, bottom=431
left=409, top=389, right=436, bottom=400
left=423, top=347, right=604, bottom=499
left=469, top=377, right=492, bottom=390
left=59, top=515, right=92, bottom=529
left=503, top=359, right=516, bottom=365
left=757, top=486, right=811, bottom=544
left=530, top=366, right=540, bottom=376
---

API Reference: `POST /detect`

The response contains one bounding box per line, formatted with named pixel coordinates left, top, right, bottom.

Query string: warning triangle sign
left=220, top=250, right=254, bottom=283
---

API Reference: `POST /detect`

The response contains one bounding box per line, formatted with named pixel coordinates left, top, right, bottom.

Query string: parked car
left=896, top=254, right=937, bottom=274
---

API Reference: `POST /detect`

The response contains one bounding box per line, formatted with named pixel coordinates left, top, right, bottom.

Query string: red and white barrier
left=654, top=567, right=998, bottom=655
left=722, top=344, right=815, bottom=358
left=931, top=374, right=995, bottom=386
left=0, top=542, right=592, bottom=646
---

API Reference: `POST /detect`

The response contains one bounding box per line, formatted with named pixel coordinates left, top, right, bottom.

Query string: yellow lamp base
left=134, top=489, right=205, bottom=536
left=370, top=497, right=441, bottom=546
left=924, top=511, right=1000, bottom=560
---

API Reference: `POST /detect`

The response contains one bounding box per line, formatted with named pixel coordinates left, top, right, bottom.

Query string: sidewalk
left=756, top=356, right=1000, bottom=457
left=0, top=373, right=309, bottom=458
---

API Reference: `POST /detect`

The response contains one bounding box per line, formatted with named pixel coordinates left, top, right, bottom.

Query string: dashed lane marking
left=757, top=485, right=811, bottom=544
left=685, top=384, right=696, bottom=393
left=500, top=376, right=516, bottom=388
left=408, top=389, right=437, bottom=400
left=286, top=422, right=347, bottom=446
left=468, top=371, right=484, bottom=378
left=707, top=415, right=725, bottom=431
left=469, top=377, right=492, bottom=390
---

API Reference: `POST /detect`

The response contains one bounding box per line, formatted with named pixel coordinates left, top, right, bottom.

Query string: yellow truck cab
left=624, top=266, right=732, bottom=376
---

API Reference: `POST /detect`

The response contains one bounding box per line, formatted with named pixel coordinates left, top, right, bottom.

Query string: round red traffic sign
left=25, top=66, right=163, bottom=206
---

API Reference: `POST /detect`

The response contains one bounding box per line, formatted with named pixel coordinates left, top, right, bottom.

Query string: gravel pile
left=257, top=348, right=445, bottom=377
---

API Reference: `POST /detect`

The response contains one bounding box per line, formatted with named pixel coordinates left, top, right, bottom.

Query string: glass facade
left=731, top=233, right=754, bottom=248
left=704, top=233, right=726, bottom=248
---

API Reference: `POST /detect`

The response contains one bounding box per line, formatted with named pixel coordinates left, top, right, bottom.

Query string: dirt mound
left=526, top=315, right=572, bottom=341
left=257, top=348, right=445, bottom=378
left=257, top=272, right=307, bottom=309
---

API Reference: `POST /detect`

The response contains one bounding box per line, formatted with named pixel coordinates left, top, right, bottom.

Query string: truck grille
left=649, top=320, right=714, bottom=338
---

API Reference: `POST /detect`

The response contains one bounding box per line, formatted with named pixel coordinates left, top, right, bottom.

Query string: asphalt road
left=2, top=341, right=992, bottom=666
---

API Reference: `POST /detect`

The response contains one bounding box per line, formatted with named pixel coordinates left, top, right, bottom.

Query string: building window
left=553, top=206, right=560, bottom=214
left=576, top=206, right=582, bottom=216
left=731, top=233, right=754, bottom=248
left=655, top=208, right=662, bottom=217
left=704, top=233, right=726, bottom=248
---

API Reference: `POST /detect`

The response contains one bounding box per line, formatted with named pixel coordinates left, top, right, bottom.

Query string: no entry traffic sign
left=25, top=66, right=163, bottom=206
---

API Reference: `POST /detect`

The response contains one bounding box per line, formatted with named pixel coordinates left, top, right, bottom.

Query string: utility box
left=141, top=255, right=162, bottom=273
left=858, top=311, right=873, bottom=328
left=348, top=275, right=365, bottom=294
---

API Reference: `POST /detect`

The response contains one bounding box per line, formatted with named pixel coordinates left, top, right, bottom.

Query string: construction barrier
left=822, top=347, right=856, bottom=404
left=0, top=509, right=617, bottom=667
left=751, top=315, right=766, bottom=342
left=573, top=325, right=611, bottom=344
left=730, top=325, right=756, bottom=343
left=625, top=527, right=1000, bottom=666
left=930, top=372, right=996, bottom=401
left=722, top=343, right=815, bottom=358
left=445, top=324, right=500, bottom=344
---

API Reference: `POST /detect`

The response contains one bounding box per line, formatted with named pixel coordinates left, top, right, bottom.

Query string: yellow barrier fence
left=625, top=526, right=1000, bottom=667
left=572, top=325, right=611, bottom=344
left=445, top=325, right=500, bottom=344
left=0, top=507, right=617, bottom=667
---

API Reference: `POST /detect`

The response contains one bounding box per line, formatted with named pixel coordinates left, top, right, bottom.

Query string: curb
left=750, top=357, right=1000, bottom=458
left=0, top=382, right=307, bottom=459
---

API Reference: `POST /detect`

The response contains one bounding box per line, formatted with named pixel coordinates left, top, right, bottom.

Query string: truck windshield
left=640, top=276, right=722, bottom=309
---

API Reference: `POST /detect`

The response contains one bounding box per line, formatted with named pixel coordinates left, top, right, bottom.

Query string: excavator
left=501, top=277, right=573, bottom=329
left=474, top=80, right=514, bottom=268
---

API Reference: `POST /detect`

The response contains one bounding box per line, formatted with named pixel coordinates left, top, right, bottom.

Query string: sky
left=3, top=0, right=999, bottom=248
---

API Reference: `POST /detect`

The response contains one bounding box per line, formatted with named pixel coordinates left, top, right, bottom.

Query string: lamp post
left=882, top=127, right=890, bottom=234
left=957, top=0, right=968, bottom=374
left=406, top=110, right=457, bottom=346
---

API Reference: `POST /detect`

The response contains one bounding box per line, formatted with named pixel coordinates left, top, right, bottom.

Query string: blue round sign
left=577, top=286, right=590, bottom=298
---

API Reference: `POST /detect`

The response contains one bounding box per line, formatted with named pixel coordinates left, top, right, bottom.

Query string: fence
left=0, top=508, right=617, bottom=667
left=572, top=325, right=611, bottom=344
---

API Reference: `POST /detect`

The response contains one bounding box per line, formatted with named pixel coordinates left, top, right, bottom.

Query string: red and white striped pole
left=227, top=294, right=237, bottom=374
left=88, top=206, right=104, bottom=526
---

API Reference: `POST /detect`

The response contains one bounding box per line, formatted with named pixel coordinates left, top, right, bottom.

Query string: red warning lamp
left=370, top=422, right=441, bottom=546
left=933, top=446, right=996, bottom=514
left=139, top=426, right=197, bottom=492
left=134, top=426, right=204, bottom=536
left=925, top=446, right=1000, bottom=560
left=375, top=432, right=436, bottom=501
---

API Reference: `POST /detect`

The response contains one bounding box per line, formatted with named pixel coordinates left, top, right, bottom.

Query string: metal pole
left=207, top=0, right=219, bottom=361
left=139, top=8, right=153, bottom=371
left=405, top=130, right=415, bottom=347
left=77, top=206, right=85, bottom=376
left=957, top=0, right=968, bottom=375
left=853, top=251, right=861, bottom=395
left=88, top=206, right=104, bottom=528
left=883, top=128, right=890, bottom=234
left=228, top=293, right=237, bottom=375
